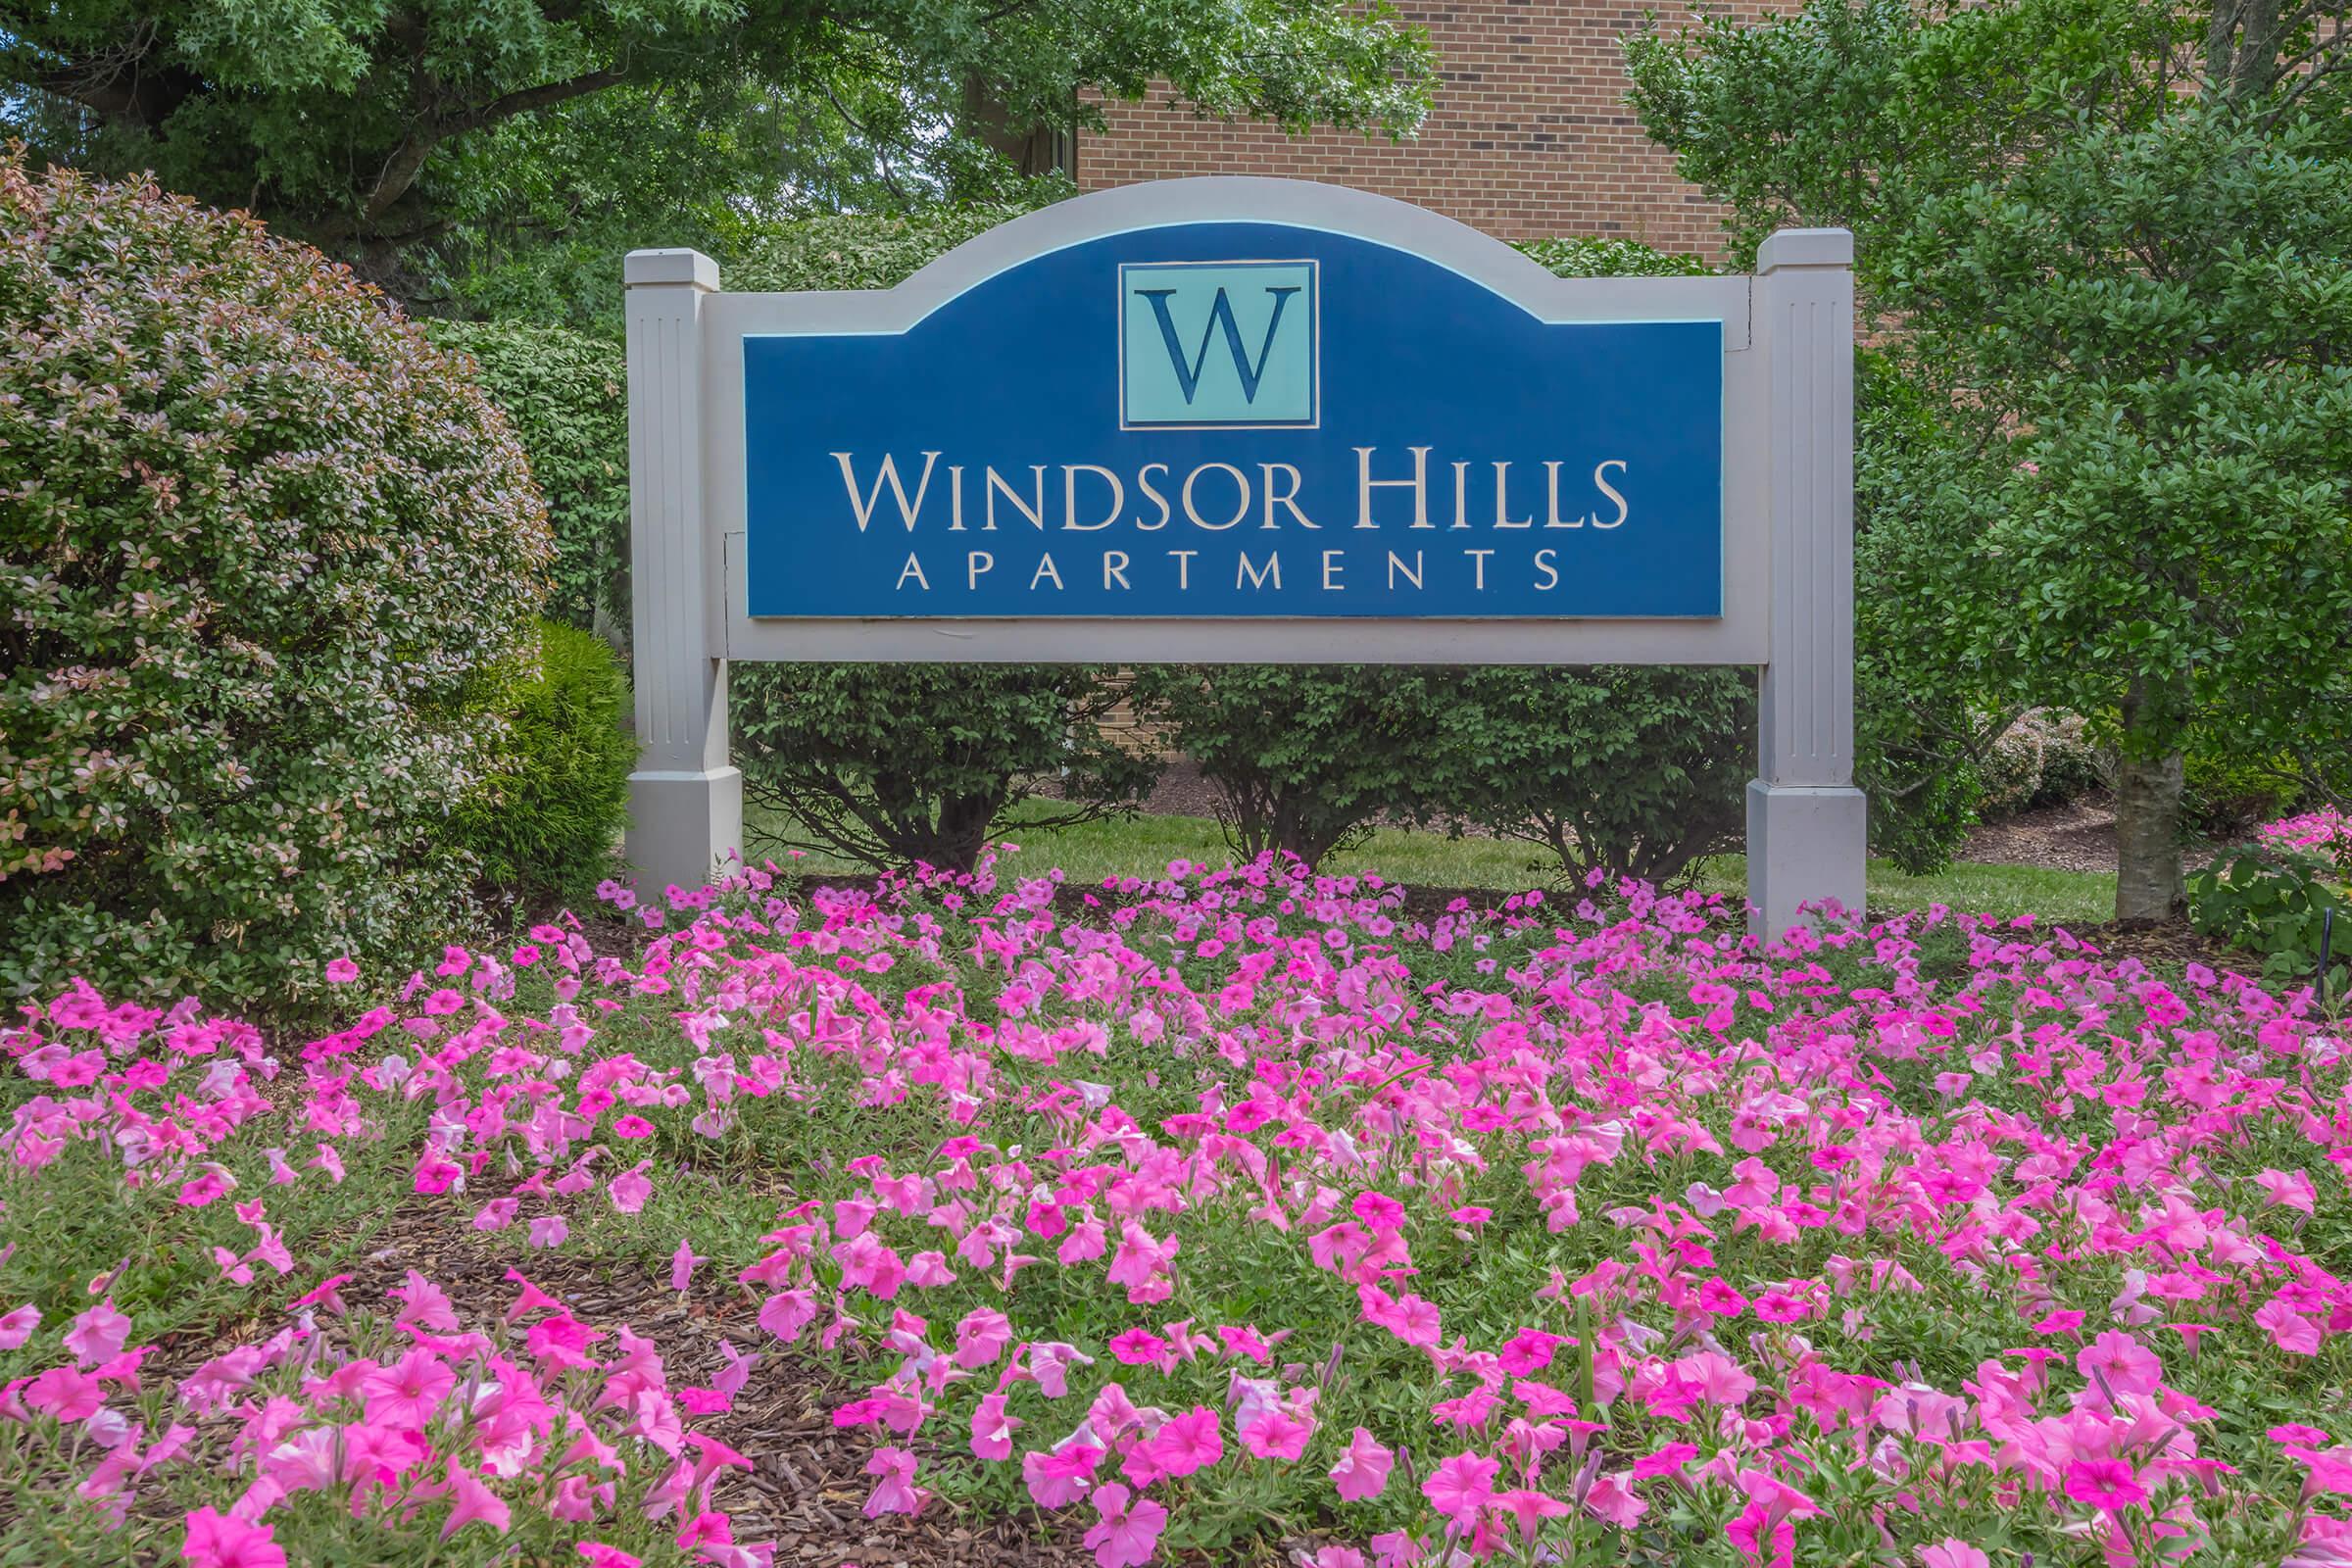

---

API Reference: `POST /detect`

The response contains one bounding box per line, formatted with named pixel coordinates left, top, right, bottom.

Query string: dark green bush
left=0, top=157, right=550, bottom=1014
left=1512, top=236, right=1712, bottom=277
left=2186, top=845, right=2348, bottom=993
left=427, top=320, right=629, bottom=644
left=1128, top=667, right=1448, bottom=866
left=1426, top=668, right=1752, bottom=885
left=1849, top=345, right=2007, bottom=872
left=450, top=620, right=636, bottom=906
left=2183, top=742, right=2300, bottom=839
left=734, top=664, right=1157, bottom=873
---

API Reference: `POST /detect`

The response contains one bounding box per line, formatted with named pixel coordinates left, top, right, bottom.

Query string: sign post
left=622, top=177, right=1864, bottom=938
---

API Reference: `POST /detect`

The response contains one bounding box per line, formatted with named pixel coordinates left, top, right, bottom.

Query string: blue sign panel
left=743, top=223, right=1722, bottom=619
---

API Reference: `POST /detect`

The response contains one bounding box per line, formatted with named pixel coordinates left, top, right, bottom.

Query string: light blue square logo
left=1120, top=261, right=1317, bottom=428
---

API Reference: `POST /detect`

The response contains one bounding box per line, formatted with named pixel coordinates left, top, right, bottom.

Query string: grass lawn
left=746, top=803, right=2121, bottom=925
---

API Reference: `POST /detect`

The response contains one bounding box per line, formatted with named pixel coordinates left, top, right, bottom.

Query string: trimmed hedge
left=0, top=157, right=551, bottom=1013
left=450, top=620, right=636, bottom=906
left=426, top=320, right=630, bottom=643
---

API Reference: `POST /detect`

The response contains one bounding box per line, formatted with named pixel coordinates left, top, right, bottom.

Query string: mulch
left=1956, top=794, right=2133, bottom=874
left=224, top=1201, right=1096, bottom=1567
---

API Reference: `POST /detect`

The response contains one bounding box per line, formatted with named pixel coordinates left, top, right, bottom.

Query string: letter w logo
left=1134, top=285, right=1301, bottom=406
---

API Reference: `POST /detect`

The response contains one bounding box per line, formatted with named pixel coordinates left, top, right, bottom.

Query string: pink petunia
left=2256, top=1167, right=2319, bottom=1214
left=1423, top=1450, right=1499, bottom=1520
left=953, top=1307, right=1012, bottom=1369
left=1108, top=1327, right=1171, bottom=1366
left=1082, top=1482, right=1168, bottom=1568
left=364, top=1348, right=457, bottom=1430
left=1328, top=1427, right=1393, bottom=1502
left=1494, top=1488, right=1569, bottom=1543
left=863, top=1447, right=928, bottom=1516
left=970, top=1392, right=1023, bottom=1462
left=24, top=1364, right=106, bottom=1423
left=1144, top=1405, right=1224, bottom=1479
left=670, top=1238, right=706, bottom=1292
left=1023, top=1443, right=1104, bottom=1508
left=438, top=1460, right=511, bottom=1539
left=1239, top=1407, right=1312, bottom=1461
left=1919, top=1544, right=1988, bottom=1568
left=1496, top=1328, right=1562, bottom=1376
left=2287, top=1445, right=2352, bottom=1497
left=0, top=1304, right=39, bottom=1350
left=2258, top=1297, right=2325, bottom=1356
left=181, top=1506, right=287, bottom=1568
left=2077, top=1330, right=2162, bottom=1397
left=1698, top=1279, right=1748, bottom=1318
left=2063, top=1457, right=2148, bottom=1512
left=2273, top=1424, right=2336, bottom=1446
left=1586, top=1470, right=1648, bottom=1528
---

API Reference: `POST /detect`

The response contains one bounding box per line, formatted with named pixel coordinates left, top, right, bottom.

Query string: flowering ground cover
left=3, top=854, right=2350, bottom=1568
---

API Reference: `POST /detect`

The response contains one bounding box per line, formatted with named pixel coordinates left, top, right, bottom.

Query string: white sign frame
left=624, top=177, right=1862, bottom=936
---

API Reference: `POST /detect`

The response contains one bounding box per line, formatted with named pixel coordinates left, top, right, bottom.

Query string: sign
left=738, top=225, right=1724, bottom=620
left=621, top=178, right=1864, bottom=940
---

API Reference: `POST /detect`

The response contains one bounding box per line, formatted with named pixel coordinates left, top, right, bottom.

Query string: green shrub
left=2186, top=845, right=2349, bottom=993
left=1512, top=236, right=1713, bottom=277
left=1128, top=667, right=1448, bottom=866
left=0, top=157, right=551, bottom=1015
left=1978, top=709, right=2114, bottom=819
left=1977, top=715, right=2047, bottom=819
left=1850, top=347, right=2003, bottom=873
left=449, top=620, right=635, bottom=907
left=2183, top=742, right=2300, bottom=839
left=1427, top=667, right=1753, bottom=885
left=734, top=664, right=1157, bottom=873
left=724, top=205, right=1047, bottom=294
left=426, top=321, right=629, bottom=644
left=2027, top=710, right=2108, bottom=808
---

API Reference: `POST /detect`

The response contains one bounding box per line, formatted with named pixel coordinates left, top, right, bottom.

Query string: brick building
left=1076, top=1, right=1753, bottom=263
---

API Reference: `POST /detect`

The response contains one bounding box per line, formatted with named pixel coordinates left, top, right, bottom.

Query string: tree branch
left=443, top=65, right=630, bottom=138
left=324, top=64, right=629, bottom=238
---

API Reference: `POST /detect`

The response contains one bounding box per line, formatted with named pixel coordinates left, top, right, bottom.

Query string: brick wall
left=1077, top=0, right=1757, bottom=263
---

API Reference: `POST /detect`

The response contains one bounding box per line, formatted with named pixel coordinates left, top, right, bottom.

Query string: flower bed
left=3, top=855, right=2349, bottom=1566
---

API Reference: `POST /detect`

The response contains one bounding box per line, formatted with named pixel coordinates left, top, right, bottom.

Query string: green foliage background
left=425, top=320, right=631, bottom=639
left=1627, top=0, right=2352, bottom=913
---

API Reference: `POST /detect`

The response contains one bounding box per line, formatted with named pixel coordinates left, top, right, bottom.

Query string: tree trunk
left=2113, top=746, right=2186, bottom=922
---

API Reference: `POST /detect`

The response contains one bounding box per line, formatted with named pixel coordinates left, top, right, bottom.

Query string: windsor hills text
left=828, top=446, right=1642, bottom=599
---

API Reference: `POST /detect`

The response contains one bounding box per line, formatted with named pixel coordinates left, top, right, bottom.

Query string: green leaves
left=1630, top=0, right=2352, bottom=913
left=2185, top=846, right=2350, bottom=991
left=424, top=320, right=630, bottom=637
left=0, top=0, right=1437, bottom=319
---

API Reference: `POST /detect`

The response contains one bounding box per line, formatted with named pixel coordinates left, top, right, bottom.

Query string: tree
left=0, top=1, right=1435, bottom=316
left=1629, top=0, right=2352, bottom=920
